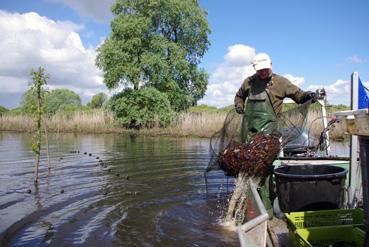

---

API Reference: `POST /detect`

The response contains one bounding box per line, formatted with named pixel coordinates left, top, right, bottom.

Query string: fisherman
left=234, top=52, right=317, bottom=216
left=234, top=52, right=317, bottom=143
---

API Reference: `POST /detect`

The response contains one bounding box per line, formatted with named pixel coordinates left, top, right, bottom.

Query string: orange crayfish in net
left=218, top=134, right=280, bottom=177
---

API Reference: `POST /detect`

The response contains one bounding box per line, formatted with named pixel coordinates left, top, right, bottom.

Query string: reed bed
left=0, top=115, right=34, bottom=132
left=0, top=110, right=119, bottom=133
left=168, top=112, right=227, bottom=137
left=304, top=109, right=347, bottom=140
left=47, top=109, right=117, bottom=133
left=0, top=109, right=346, bottom=140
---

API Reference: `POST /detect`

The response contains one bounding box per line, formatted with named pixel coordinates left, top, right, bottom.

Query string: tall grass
left=0, top=114, right=34, bottom=132
left=47, top=109, right=117, bottom=133
left=0, top=108, right=347, bottom=139
left=304, top=109, right=347, bottom=140
left=0, top=109, right=118, bottom=133
left=168, top=112, right=227, bottom=137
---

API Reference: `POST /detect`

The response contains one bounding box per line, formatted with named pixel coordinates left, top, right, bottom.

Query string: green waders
left=241, top=89, right=278, bottom=218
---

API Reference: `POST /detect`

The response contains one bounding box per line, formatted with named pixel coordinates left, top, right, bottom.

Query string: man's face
left=256, top=68, right=271, bottom=80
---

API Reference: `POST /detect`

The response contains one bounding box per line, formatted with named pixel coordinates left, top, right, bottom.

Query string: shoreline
left=0, top=109, right=348, bottom=141
left=0, top=128, right=348, bottom=142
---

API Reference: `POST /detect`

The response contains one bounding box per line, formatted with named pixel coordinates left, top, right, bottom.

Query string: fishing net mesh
left=207, top=100, right=313, bottom=178
left=206, top=100, right=314, bottom=225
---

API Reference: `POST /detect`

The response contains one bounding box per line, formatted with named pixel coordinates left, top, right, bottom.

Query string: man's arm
left=283, top=78, right=313, bottom=104
left=234, top=78, right=250, bottom=110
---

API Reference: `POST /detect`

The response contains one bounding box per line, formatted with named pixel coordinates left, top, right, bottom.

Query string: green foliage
left=20, top=88, right=45, bottom=116
left=87, top=92, right=108, bottom=108
left=0, top=105, right=8, bottom=115
left=165, top=82, right=194, bottom=111
left=188, top=104, right=234, bottom=113
left=20, top=88, right=81, bottom=116
left=45, top=89, right=81, bottom=115
left=29, top=67, right=48, bottom=180
left=29, top=67, right=48, bottom=117
left=189, top=104, right=219, bottom=112
left=6, top=107, right=23, bottom=116
left=326, top=104, right=349, bottom=114
left=282, top=102, right=349, bottom=114
left=109, top=87, right=173, bottom=128
left=96, top=0, right=211, bottom=111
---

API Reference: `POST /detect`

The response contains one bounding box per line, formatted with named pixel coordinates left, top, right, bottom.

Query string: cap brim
left=254, top=61, right=271, bottom=71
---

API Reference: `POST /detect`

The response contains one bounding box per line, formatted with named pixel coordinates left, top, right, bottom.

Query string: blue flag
left=358, top=77, right=369, bottom=109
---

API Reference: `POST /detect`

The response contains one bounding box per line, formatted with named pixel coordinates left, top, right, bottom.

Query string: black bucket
left=274, top=164, right=348, bottom=213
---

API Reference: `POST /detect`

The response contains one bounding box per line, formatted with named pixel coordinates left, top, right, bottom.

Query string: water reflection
left=0, top=132, right=238, bottom=247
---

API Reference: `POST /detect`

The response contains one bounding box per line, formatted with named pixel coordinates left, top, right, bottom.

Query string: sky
left=0, top=0, right=368, bottom=109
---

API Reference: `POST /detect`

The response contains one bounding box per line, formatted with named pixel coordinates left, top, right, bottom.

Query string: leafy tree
left=96, top=0, right=210, bottom=111
left=87, top=92, right=108, bottom=108
left=45, top=89, right=81, bottom=115
left=109, top=87, right=173, bottom=129
left=20, top=88, right=81, bottom=115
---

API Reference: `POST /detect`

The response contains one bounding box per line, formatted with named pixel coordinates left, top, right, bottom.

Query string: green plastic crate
left=285, top=208, right=364, bottom=231
left=291, top=225, right=365, bottom=247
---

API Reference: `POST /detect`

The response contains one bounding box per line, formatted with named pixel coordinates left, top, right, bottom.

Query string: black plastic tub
left=274, top=164, right=348, bottom=213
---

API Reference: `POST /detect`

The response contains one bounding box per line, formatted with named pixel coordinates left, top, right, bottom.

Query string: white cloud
left=199, top=43, right=357, bottom=108
left=46, top=0, right=114, bottom=23
left=199, top=44, right=309, bottom=108
left=224, top=44, right=255, bottom=66
left=283, top=74, right=305, bottom=87
left=0, top=11, right=107, bottom=108
left=307, top=79, right=351, bottom=105
left=198, top=44, right=256, bottom=107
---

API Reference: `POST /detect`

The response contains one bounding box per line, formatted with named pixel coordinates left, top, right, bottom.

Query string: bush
left=0, top=105, right=8, bottom=115
left=109, top=87, right=173, bottom=129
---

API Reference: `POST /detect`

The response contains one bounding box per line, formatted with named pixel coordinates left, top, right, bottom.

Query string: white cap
left=253, top=53, right=272, bottom=71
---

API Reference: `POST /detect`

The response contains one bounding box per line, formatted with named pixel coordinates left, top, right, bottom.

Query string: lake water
left=0, top=132, right=239, bottom=247
left=0, top=132, right=349, bottom=246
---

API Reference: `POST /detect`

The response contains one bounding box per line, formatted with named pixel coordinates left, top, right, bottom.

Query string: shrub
left=0, top=105, right=8, bottom=115
left=109, top=87, right=173, bottom=128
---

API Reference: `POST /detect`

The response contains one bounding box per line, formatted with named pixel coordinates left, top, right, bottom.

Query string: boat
left=237, top=72, right=368, bottom=246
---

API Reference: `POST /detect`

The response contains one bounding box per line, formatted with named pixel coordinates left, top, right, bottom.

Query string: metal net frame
left=206, top=100, right=313, bottom=177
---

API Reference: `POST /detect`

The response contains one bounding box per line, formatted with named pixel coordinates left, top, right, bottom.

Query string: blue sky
left=0, top=0, right=368, bottom=109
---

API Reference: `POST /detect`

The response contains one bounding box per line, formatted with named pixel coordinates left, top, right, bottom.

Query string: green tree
left=20, top=88, right=81, bottom=115
left=87, top=92, right=108, bottom=108
left=96, top=0, right=210, bottom=111
left=45, top=89, right=81, bottom=115
left=109, top=87, right=173, bottom=129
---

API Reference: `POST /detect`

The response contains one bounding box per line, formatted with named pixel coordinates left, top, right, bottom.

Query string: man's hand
left=305, top=91, right=317, bottom=103
left=235, top=105, right=244, bottom=114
